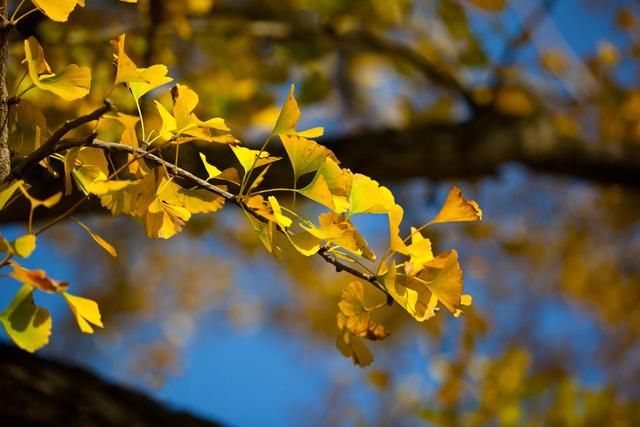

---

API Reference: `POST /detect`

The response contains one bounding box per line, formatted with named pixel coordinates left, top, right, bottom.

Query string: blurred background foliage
left=2, top=0, right=640, bottom=425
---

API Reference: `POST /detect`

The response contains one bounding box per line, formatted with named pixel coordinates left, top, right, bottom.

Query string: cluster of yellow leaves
left=2, top=23, right=483, bottom=363
left=226, top=86, right=483, bottom=366
left=0, top=183, right=104, bottom=352
left=0, top=264, right=103, bottom=352
left=67, top=152, right=225, bottom=239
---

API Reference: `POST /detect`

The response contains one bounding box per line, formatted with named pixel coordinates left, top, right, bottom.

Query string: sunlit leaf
left=62, top=292, right=103, bottom=334
left=199, top=152, right=222, bottom=179
left=280, top=134, right=336, bottom=181
left=30, top=0, right=82, bottom=22
left=349, top=174, right=394, bottom=216
left=428, top=187, right=482, bottom=225
left=0, top=180, right=23, bottom=210
left=74, top=219, right=118, bottom=257
left=231, top=145, right=280, bottom=174
left=9, top=262, right=69, bottom=293
left=0, top=285, right=51, bottom=352
left=272, top=84, right=324, bottom=137
left=337, top=281, right=389, bottom=340
left=24, top=37, right=91, bottom=100
left=336, top=330, right=373, bottom=367
left=303, top=212, right=375, bottom=260
left=0, top=234, right=37, bottom=258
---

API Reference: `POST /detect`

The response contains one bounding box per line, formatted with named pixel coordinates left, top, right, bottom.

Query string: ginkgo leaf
left=338, top=282, right=389, bottom=340
left=302, top=157, right=352, bottom=213
left=31, top=0, right=82, bottom=22
left=405, top=227, right=434, bottom=274
left=413, top=250, right=465, bottom=315
left=67, top=147, right=110, bottom=195
left=129, top=65, right=172, bottom=100
left=0, top=180, right=23, bottom=210
left=154, top=84, right=235, bottom=143
left=303, top=212, right=375, bottom=261
left=0, top=285, right=51, bottom=352
left=62, top=292, right=103, bottom=334
left=159, top=181, right=226, bottom=215
left=299, top=173, right=335, bottom=211
left=280, top=134, right=337, bottom=181
left=231, top=145, right=280, bottom=174
left=106, top=113, right=140, bottom=148
left=387, top=204, right=408, bottom=255
left=199, top=152, right=222, bottom=179
left=271, top=84, right=324, bottom=137
left=18, top=184, right=62, bottom=209
left=24, top=37, right=91, bottom=100
left=10, top=262, right=69, bottom=293
left=384, top=250, right=470, bottom=321
left=268, top=196, right=292, bottom=228
left=336, top=330, right=373, bottom=367
left=111, top=34, right=172, bottom=99
left=246, top=195, right=292, bottom=230
left=74, top=219, right=117, bottom=257
left=0, top=234, right=37, bottom=258
left=286, top=230, right=321, bottom=256
left=428, top=187, right=482, bottom=225
left=349, top=174, right=395, bottom=216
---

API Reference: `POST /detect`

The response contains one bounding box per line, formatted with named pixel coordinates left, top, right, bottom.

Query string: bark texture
left=0, top=1, right=11, bottom=180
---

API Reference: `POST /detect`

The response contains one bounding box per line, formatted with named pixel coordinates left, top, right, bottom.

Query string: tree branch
left=8, top=99, right=114, bottom=180
left=50, top=137, right=390, bottom=297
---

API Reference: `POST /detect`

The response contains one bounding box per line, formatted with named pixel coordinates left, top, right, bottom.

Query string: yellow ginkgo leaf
left=405, top=227, right=434, bottom=274
left=280, top=134, right=337, bottom=181
left=303, top=212, right=375, bottom=261
left=303, top=157, right=352, bottom=213
left=338, top=281, right=389, bottom=340
left=111, top=34, right=172, bottom=99
left=199, top=152, right=222, bottom=179
left=10, top=234, right=37, bottom=258
left=31, top=0, right=82, bottom=22
left=299, top=173, right=335, bottom=211
left=154, top=84, right=235, bottom=143
left=286, top=230, right=321, bottom=256
left=24, top=37, right=91, bottom=100
left=0, top=180, right=23, bottom=210
left=0, top=285, right=51, bottom=352
left=349, top=174, right=395, bottom=216
left=62, top=292, right=103, bottom=334
left=231, top=145, right=280, bottom=174
left=271, top=84, right=324, bottom=137
left=336, top=329, right=373, bottom=368
left=387, top=204, right=408, bottom=255
left=10, top=262, right=69, bottom=293
left=0, top=235, right=37, bottom=258
left=267, top=196, right=292, bottom=228
left=428, top=187, right=482, bottom=225
left=413, top=250, right=465, bottom=315
left=18, top=184, right=62, bottom=209
left=106, top=113, right=140, bottom=148
left=67, top=147, right=110, bottom=195
left=74, top=219, right=117, bottom=257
